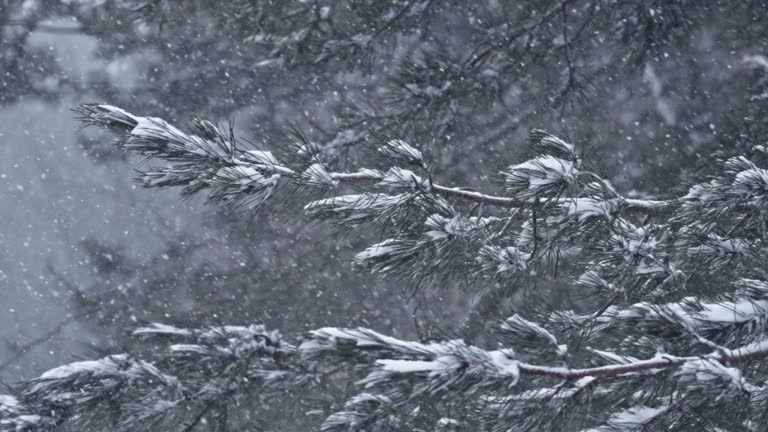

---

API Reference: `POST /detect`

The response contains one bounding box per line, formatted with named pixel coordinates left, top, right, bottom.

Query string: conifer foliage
left=4, top=101, right=768, bottom=430
left=4, top=1, right=768, bottom=431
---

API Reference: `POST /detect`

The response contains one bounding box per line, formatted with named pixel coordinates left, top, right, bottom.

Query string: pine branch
left=75, top=104, right=672, bottom=215
left=62, top=99, right=768, bottom=430
left=3, top=318, right=767, bottom=430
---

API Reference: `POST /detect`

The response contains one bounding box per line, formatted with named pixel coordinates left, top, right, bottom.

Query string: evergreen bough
left=4, top=103, right=768, bottom=431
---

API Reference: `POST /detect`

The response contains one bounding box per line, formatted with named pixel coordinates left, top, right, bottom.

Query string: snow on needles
left=378, top=139, right=424, bottom=166
left=503, top=155, right=578, bottom=197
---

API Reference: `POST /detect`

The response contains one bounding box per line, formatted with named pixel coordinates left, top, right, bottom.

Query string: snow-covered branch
left=64, top=101, right=768, bottom=430
left=3, top=312, right=768, bottom=430
left=76, top=104, right=673, bottom=215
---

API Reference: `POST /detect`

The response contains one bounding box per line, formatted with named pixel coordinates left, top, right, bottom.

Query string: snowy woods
left=3, top=1, right=768, bottom=431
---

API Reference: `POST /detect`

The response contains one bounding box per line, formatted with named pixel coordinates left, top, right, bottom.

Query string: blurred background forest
left=1, top=0, right=768, bottom=427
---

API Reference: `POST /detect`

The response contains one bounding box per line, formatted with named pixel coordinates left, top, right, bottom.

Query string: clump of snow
left=424, top=214, right=491, bottom=240
left=130, top=116, right=208, bottom=155
left=0, top=414, right=53, bottom=430
left=302, top=327, right=463, bottom=359
left=486, top=350, right=520, bottom=383
left=304, top=193, right=410, bottom=225
left=376, top=356, right=459, bottom=374
left=478, top=245, right=530, bottom=274
left=502, top=155, right=578, bottom=197
left=678, top=359, right=755, bottom=393
left=302, top=163, right=338, bottom=188
left=378, top=139, right=424, bottom=166
left=561, top=198, right=617, bottom=221
left=0, top=395, right=20, bottom=415
left=361, top=347, right=520, bottom=391
left=609, top=221, right=665, bottom=275
left=353, top=239, right=401, bottom=263
left=437, top=417, right=461, bottom=427
left=133, top=323, right=193, bottom=338
left=604, top=405, right=666, bottom=428
left=213, top=167, right=280, bottom=199
left=38, top=354, right=130, bottom=380
left=733, top=168, right=768, bottom=196
left=744, top=54, right=768, bottom=71
left=490, top=376, right=597, bottom=404
left=377, top=167, right=426, bottom=190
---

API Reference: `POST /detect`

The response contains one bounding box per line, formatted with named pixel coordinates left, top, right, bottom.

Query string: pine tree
left=4, top=1, right=768, bottom=431
left=4, top=101, right=768, bottom=430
